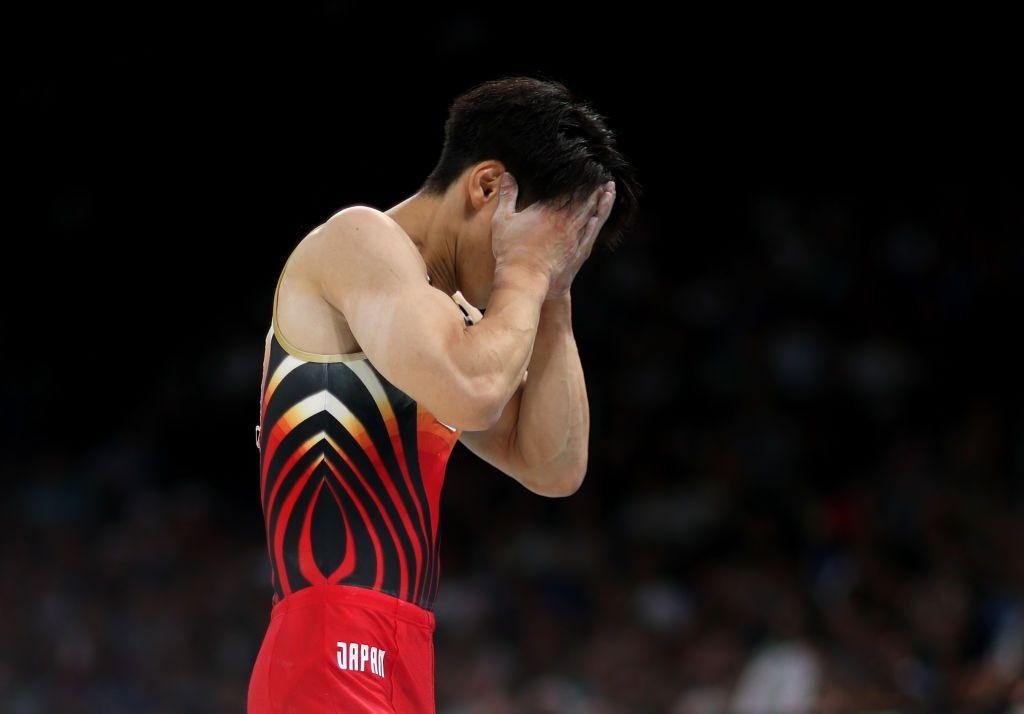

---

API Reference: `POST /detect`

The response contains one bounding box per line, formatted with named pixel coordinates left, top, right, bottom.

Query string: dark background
left=4, top=8, right=1023, bottom=713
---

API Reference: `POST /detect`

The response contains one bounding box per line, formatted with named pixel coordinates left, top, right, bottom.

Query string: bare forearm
left=453, top=261, right=550, bottom=420
left=457, top=176, right=612, bottom=492
left=509, top=293, right=589, bottom=488
left=439, top=172, right=608, bottom=430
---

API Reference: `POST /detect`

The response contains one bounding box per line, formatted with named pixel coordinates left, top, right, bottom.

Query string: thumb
left=496, top=172, right=518, bottom=216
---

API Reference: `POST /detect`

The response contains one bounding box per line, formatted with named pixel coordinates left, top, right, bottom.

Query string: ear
left=466, top=160, right=506, bottom=211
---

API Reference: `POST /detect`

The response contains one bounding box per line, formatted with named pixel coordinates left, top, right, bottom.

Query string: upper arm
left=303, top=207, right=499, bottom=429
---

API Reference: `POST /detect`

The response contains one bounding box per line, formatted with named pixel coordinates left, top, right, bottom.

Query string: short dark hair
left=422, top=77, right=639, bottom=247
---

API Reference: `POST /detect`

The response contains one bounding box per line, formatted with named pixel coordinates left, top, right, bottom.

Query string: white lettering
left=335, top=641, right=387, bottom=679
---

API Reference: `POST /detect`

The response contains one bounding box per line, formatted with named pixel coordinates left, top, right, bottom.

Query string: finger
left=495, top=172, right=518, bottom=217
left=576, top=185, right=603, bottom=222
left=579, top=215, right=600, bottom=254
left=579, top=186, right=616, bottom=243
left=571, top=185, right=604, bottom=227
left=599, top=184, right=616, bottom=220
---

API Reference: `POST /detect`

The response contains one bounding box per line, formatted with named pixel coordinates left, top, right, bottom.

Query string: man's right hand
left=490, top=173, right=605, bottom=287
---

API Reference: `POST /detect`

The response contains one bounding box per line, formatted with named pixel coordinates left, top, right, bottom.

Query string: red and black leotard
left=256, top=272, right=463, bottom=611
left=250, top=266, right=471, bottom=713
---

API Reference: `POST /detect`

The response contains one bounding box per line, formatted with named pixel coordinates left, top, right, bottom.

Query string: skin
left=276, top=160, right=616, bottom=496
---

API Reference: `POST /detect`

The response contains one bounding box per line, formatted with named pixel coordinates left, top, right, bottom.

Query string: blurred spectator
left=3, top=187, right=1022, bottom=713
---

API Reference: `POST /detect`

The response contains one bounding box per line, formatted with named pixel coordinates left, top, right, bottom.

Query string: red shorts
left=248, top=583, right=436, bottom=713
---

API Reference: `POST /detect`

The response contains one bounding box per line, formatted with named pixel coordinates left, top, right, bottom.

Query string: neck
left=385, top=190, right=461, bottom=296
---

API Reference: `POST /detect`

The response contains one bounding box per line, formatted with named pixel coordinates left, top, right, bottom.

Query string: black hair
left=422, top=76, right=639, bottom=247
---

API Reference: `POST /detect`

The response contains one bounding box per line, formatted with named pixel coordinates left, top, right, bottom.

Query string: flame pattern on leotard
left=257, top=328, right=460, bottom=610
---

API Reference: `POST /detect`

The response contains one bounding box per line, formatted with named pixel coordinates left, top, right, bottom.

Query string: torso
left=256, top=263, right=464, bottom=610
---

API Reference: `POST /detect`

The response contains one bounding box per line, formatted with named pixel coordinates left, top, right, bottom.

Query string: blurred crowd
left=2, top=189, right=1022, bottom=712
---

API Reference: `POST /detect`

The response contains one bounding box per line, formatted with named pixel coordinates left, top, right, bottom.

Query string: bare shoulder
left=325, top=204, right=397, bottom=236
left=292, top=206, right=428, bottom=312
left=302, top=205, right=423, bottom=271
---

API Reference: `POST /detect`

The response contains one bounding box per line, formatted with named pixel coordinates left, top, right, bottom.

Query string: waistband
left=270, top=583, right=435, bottom=630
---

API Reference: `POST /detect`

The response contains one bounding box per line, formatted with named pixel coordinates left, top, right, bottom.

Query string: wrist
left=543, top=290, right=572, bottom=306
left=493, top=257, right=551, bottom=298
left=540, top=291, right=573, bottom=333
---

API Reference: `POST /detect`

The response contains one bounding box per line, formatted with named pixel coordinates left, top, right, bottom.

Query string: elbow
left=521, top=457, right=588, bottom=498
left=448, top=379, right=507, bottom=432
left=457, top=406, right=503, bottom=432
left=543, top=473, right=586, bottom=498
